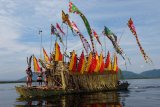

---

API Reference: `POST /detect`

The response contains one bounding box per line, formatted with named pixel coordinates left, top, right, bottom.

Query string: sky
left=0, top=0, right=160, bottom=80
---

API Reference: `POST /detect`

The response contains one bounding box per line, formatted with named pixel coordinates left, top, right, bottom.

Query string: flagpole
left=103, top=33, right=106, bottom=57
left=65, top=25, right=68, bottom=62
left=39, top=30, right=43, bottom=59
left=50, top=25, right=52, bottom=56
left=61, top=23, right=65, bottom=63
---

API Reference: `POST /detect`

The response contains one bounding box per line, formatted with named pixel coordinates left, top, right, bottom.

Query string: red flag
left=116, top=55, right=119, bottom=73
left=71, top=21, right=80, bottom=33
left=99, top=52, right=105, bottom=73
left=128, top=18, right=137, bottom=36
left=71, top=21, right=91, bottom=54
left=105, top=51, right=110, bottom=67
left=56, top=23, right=65, bottom=36
left=89, top=55, right=97, bottom=73
left=92, top=29, right=102, bottom=46
left=105, top=51, right=112, bottom=70
left=128, top=18, right=152, bottom=63
left=59, top=51, right=63, bottom=61
left=77, top=51, right=85, bottom=73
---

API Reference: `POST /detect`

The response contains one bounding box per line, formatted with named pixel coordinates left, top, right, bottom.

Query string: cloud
left=0, top=0, right=160, bottom=80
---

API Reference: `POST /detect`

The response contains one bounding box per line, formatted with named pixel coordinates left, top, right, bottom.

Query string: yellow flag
left=85, top=52, right=92, bottom=72
left=94, top=52, right=99, bottom=72
left=99, top=52, right=105, bottom=73
left=43, top=48, right=50, bottom=62
left=112, top=54, right=117, bottom=72
left=80, top=58, right=86, bottom=74
left=69, top=50, right=76, bottom=71
left=105, top=51, right=112, bottom=71
left=33, top=55, right=40, bottom=72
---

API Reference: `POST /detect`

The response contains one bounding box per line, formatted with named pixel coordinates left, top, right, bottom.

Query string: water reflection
left=16, top=91, right=124, bottom=107
left=119, top=91, right=130, bottom=107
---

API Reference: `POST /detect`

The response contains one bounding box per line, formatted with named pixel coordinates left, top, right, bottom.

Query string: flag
left=59, top=51, right=63, bottom=61
left=62, top=10, right=73, bottom=32
left=127, top=18, right=137, bottom=36
left=69, top=50, right=76, bottom=72
left=70, top=21, right=91, bottom=54
left=77, top=51, right=86, bottom=73
left=56, top=23, right=65, bottom=36
left=39, top=58, right=47, bottom=69
left=69, top=2, right=81, bottom=14
left=116, top=55, right=119, bottom=73
left=112, top=54, right=118, bottom=73
left=105, top=51, right=112, bottom=71
left=127, top=18, right=152, bottom=63
left=71, top=21, right=80, bottom=33
left=85, top=52, right=92, bottom=72
left=51, top=24, right=64, bottom=45
left=56, top=33, right=64, bottom=45
left=89, top=54, right=97, bottom=73
left=103, top=26, right=126, bottom=60
left=72, top=54, right=77, bottom=72
left=33, top=55, right=40, bottom=72
left=55, top=42, right=63, bottom=61
left=69, top=2, right=95, bottom=52
left=94, top=52, right=99, bottom=72
left=62, top=10, right=67, bottom=23
left=99, top=52, right=105, bottom=73
left=103, top=26, right=117, bottom=44
left=51, top=24, right=56, bottom=35
left=79, top=34, right=91, bottom=54
left=43, top=48, right=50, bottom=62
left=92, top=29, right=102, bottom=46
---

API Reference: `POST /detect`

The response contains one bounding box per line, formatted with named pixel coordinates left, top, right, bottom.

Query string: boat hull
left=15, top=83, right=129, bottom=98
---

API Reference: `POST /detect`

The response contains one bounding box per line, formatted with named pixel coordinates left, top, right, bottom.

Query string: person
left=26, top=66, right=32, bottom=87
left=44, top=68, right=50, bottom=87
left=117, top=80, right=121, bottom=85
left=37, top=68, right=43, bottom=86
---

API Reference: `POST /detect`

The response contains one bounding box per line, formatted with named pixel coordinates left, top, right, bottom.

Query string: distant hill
left=18, top=72, right=39, bottom=81
left=18, top=69, right=160, bottom=81
left=140, top=69, right=160, bottom=78
left=120, top=69, right=160, bottom=79
left=121, top=71, right=143, bottom=79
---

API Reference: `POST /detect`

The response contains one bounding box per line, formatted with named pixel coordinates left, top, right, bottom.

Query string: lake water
left=0, top=79, right=160, bottom=107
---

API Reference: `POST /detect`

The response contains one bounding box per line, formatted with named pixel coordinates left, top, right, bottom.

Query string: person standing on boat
left=44, top=68, right=50, bottom=87
left=26, top=66, right=32, bottom=87
left=37, top=67, right=43, bottom=86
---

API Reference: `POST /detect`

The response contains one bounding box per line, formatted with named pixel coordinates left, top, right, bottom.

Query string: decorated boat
left=16, top=2, right=152, bottom=98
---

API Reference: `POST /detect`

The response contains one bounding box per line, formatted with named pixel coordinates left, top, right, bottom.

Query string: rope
left=118, top=25, right=127, bottom=44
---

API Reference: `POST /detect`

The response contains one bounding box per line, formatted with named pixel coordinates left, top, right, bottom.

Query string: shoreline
left=0, top=78, right=160, bottom=84
left=0, top=81, right=36, bottom=84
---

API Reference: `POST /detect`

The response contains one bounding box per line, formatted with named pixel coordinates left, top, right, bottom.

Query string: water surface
left=0, top=79, right=160, bottom=107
